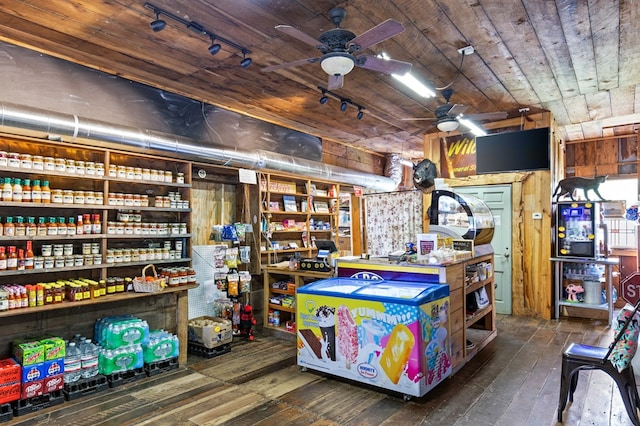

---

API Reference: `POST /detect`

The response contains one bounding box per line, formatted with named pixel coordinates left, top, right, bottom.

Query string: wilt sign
left=440, top=135, right=476, bottom=178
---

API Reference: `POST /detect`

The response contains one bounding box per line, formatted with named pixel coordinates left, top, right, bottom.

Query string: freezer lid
left=297, top=277, right=449, bottom=304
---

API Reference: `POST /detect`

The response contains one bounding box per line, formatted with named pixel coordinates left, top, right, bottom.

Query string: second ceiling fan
left=262, top=7, right=412, bottom=90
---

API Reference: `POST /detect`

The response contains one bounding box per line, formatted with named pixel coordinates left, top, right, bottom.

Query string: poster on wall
left=439, top=133, right=477, bottom=178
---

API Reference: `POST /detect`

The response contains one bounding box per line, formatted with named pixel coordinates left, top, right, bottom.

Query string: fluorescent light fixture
left=378, top=53, right=435, bottom=98
left=458, top=116, right=487, bottom=137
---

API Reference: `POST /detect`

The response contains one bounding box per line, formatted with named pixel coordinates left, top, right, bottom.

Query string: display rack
left=263, top=266, right=332, bottom=340
left=0, top=135, right=194, bottom=364
left=252, top=173, right=339, bottom=271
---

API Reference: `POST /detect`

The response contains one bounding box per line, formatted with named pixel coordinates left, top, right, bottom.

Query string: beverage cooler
left=296, top=278, right=451, bottom=399
left=555, top=201, right=607, bottom=259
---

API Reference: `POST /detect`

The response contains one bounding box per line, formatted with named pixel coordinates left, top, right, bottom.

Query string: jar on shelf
left=141, top=194, right=149, bottom=207
left=133, top=194, right=141, bottom=207
left=115, top=222, right=124, bottom=235
left=105, top=249, right=115, bottom=263
left=85, top=191, right=95, bottom=205
left=168, top=268, right=180, bottom=287
left=150, top=169, right=159, bottom=181
left=54, top=157, right=66, bottom=172
left=32, top=155, right=44, bottom=170
left=20, top=153, right=32, bottom=169
left=95, top=162, right=105, bottom=176
left=164, top=170, right=173, bottom=183
left=75, top=160, right=85, bottom=175
left=122, top=249, right=132, bottom=263
left=134, top=167, right=143, bottom=180
left=73, top=190, right=85, bottom=204
left=126, top=166, right=135, bottom=180
left=179, top=223, right=188, bottom=234
left=62, top=189, right=74, bottom=204
left=8, top=152, right=21, bottom=168
left=114, top=249, right=123, bottom=263
left=43, top=156, right=55, bottom=171
left=124, top=193, right=134, bottom=207
left=116, top=193, right=125, bottom=206
left=85, top=161, right=95, bottom=175
left=94, top=193, right=103, bottom=205
left=139, top=248, right=148, bottom=261
left=176, top=173, right=185, bottom=184
left=108, top=164, right=117, bottom=178
left=51, top=189, right=63, bottom=204
left=0, top=151, right=7, bottom=167
left=116, top=165, right=126, bottom=179
left=187, top=268, right=196, bottom=285
left=65, top=159, right=75, bottom=174
left=142, top=168, right=151, bottom=181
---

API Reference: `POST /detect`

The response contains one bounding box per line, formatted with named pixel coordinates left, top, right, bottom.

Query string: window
left=599, top=178, right=638, bottom=249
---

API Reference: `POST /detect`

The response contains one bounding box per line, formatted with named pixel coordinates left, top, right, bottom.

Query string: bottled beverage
left=3, top=217, right=14, bottom=237
left=67, top=217, right=76, bottom=236
left=80, top=339, right=100, bottom=378
left=0, top=247, right=7, bottom=270
left=14, top=216, right=26, bottom=236
left=64, top=342, right=82, bottom=383
left=25, top=217, right=36, bottom=237
left=57, top=217, right=67, bottom=236
left=36, top=217, right=47, bottom=236
left=47, top=217, right=57, bottom=236
left=31, top=179, right=41, bottom=203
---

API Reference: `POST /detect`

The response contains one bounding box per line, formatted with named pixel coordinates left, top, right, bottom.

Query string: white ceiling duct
left=0, top=102, right=396, bottom=192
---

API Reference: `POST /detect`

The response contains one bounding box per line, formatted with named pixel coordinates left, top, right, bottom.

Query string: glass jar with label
left=75, top=160, right=85, bottom=175
left=126, top=166, right=135, bottom=180
left=176, top=173, right=185, bottom=184
left=116, top=193, right=125, bottom=206
left=115, top=222, right=124, bottom=235
left=54, top=157, right=66, bottom=172
left=94, top=192, right=103, bottom=205
left=95, top=163, right=105, bottom=176
left=139, top=248, right=147, bottom=261
left=150, top=169, right=159, bottom=181
left=133, top=194, right=141, bottom=207
left=44, top=157, right=55, bottom=171
left=8, top=153, right=21, bottom=168
left=108, top=164, right=117, bottom=178
left=65, top=159, right=75, bottom=174
left=164, top=171, right=173, bottom=183
left=116, top=165, right=126, bottom=179
left=85, top=191, right=95, bottom=205
left=62, top=190, right=74, bottom=204
left=105, top=249, right=115, bottom=263
left=124, top=222, right=134, bottom=235
left=142, top=168, right=151, bottom=180
left=0, top=151, right=7, bottom=167
left=85, top=161, right=95, bottom=175
left=141, top=195, right=149, bottom=207
left=124, top=194, right=134, bottom=207
left=108, top=192, right=118, bottom=206
left=73, top=190, right=85, bottom=204
left=134, top=167, right=143, bottom=180
left=123, top=249, right=132, bottom=263
left=168, top=269, right=180, bottom=287
left=20, top=154, right=32, bottom=169
left=114, top=249, right=123, bottom=263
left=179, top=223, right=188, bottom=234
left=32, top=155, right=44, bottom=170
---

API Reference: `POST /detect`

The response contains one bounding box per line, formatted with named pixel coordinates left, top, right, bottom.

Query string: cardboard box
left=41, top=338, right=65, bottom=360
left=0, top=382, right=21, bottom=404
left=188, top=316, right=232, bottom=349
left=21, top=379, right=43, bottom=399
left=43, top=375, right=64, bottom=394
left=21, top=362, right=45, bottom=383
left=43, top=359, right=64, bottom=378
left=13, top=342, right=45, bottom=366
left=0, top=358, right=20, bottom=386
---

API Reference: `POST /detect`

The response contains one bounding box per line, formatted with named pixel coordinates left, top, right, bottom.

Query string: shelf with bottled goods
left=256, top=173, right=339, bottom=270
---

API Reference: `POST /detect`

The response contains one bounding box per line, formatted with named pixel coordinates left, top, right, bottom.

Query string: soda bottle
left=80, top=339, right=99, bottom=378
left=64, top=342, right=82, bottom=383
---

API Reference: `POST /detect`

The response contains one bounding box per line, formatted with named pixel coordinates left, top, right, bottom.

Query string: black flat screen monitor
left=315, top=240, right=338, bottom=253
left=475, top=127, right=550, bottom=174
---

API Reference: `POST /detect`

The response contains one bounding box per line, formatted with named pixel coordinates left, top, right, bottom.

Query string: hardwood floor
left=8, top=314, right=638, bottom=426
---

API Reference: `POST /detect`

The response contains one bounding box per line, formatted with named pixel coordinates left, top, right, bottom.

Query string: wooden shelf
left=270, top=288, right=295, bottom=296
left=268, top=303, right=295, bottom=313
left=465, top=305, right=493, bottom=328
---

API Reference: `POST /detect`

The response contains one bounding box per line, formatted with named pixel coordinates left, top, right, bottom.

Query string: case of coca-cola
left=0, top=358, right=21, bottom=404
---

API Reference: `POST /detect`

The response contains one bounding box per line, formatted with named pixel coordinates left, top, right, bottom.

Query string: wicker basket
left=133, top=264, right=166, bottom=293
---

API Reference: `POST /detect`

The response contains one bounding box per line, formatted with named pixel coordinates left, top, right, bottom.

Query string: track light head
left=319, top=95, right=329, bottom=104
left=357, top=108, right=364, bottom=120
left=341, top=101, right=348, bottom=112
left=208, top=39, right=222, bottom=55
left=150, top=13, right=166, bottom=32
left=240, top=52, right=252, bottom=68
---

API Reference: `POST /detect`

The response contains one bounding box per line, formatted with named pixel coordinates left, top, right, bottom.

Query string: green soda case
left=98, top=344, right=144, bottom=375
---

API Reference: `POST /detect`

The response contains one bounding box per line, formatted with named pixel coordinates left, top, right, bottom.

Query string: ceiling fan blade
left=261, top=57, right=321, bottom=72
left=465, top=111, right=508, bottom=122
left=275, top=25, right=327, bottom=49
left=448, top=104, right=467, bottom=116
left=401, top=117, right=437, bottom=121
left=327, top=74, right=344, bottom=90
left=356, top=55, right=412, bottom=75
left=347, top=19, right=405, bottom=51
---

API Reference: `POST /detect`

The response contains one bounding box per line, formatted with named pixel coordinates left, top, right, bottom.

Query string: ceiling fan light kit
left=320, top=52, right=355, bottom=76
left=144, top=2, right=252, bottom=68
left=437, top=118, right=460, bottom=133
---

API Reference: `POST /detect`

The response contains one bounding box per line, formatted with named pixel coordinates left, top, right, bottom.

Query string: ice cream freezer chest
left=296, top=277, right=451, bottom=398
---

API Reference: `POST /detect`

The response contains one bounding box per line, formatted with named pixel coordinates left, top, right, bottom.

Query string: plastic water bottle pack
left=143, top=330, right=179, bottom=363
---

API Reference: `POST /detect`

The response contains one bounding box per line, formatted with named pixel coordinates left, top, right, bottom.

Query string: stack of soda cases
left=12, top=336, right=66, bottom=399
left=94, top=316, right=147, bottom=375
left=0, top=358, right=21, bottom=408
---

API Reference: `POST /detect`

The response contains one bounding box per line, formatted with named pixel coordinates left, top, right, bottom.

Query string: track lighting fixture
left=208, top=37, right=222, bottom=55
left=150, top=11, right=166, bottom=32
left=144, top=3, right=251, bottom=67
left=317, top=86, right=365, bottom=120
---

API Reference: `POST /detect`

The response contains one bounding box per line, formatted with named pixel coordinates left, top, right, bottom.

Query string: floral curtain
left=364, top=191, right=424, bottom=256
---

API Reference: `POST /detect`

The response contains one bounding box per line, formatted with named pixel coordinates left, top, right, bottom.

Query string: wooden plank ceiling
left=0, top=0, right=637, bottom=162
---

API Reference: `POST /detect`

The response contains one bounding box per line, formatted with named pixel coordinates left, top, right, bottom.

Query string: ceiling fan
left=262, top=7, right=412, bottom=90
left=404, top=88, right=508, bottom=134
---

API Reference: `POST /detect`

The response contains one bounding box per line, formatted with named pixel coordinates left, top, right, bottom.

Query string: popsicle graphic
left=337, top=305, right=358, bottom=369
left=379, top=323, right=415, bottom=384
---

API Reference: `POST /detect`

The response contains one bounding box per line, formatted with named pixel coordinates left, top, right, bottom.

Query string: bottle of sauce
left=2, top=177, right=12, bottom=201
left=57, top=217, right=67, bottom=236
left=40, top=180, right=51, bottom=203
left=12, top=178, right=22, bottom=202
left=4, top=217, right=15, bottom=237
left=0, top=218, right=3, bottom=237
left=0, top=247, right=7, bottom=270
left=25, top=241, right=34, bottom=270
left=83, top=214, right=92, bottom=235
left=17, top=249, right=25, bottom=271
left=37, top=217, right=48, bottom=236
left=31, top=179, right=41, bottom=203
left=91, top=214, right=102, bottom=234
left=76, top=214, right=84, bottom=235
left=67, top=216, right=76, bottom=236
left=47, top=217, right=57, bottom=236
left=7, top=246, right=17, bottom=270
left=25, top=217, right=36, bottom=237
left=14, top=216, right=26, bottom=237
left=21, top=179, right=31, bottom=202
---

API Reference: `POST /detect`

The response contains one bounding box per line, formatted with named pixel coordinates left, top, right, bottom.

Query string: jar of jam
left=187, top=268, right=197, bottom=285
left=115, top=277, right=125, bottom=293
left=116, top=165, right=126, bottom=179
left=54, top=157, right=66, bottom=172
left=99, top=279, right=106, bottom=296
left=85, top=191, right=95, bottom=205
left=122, top=249, right=132, bottom=263
left=95, top=163, right=105, bottom=176
left=106, top=278, right=116, bottom=294
left=126, top=166, right=135, bottom=180
left=62, top=189, right=74, bottom=204
left=0, top=151, right=7, bottom=167
left=44, top=156, right=55, bottom=171
left=8, top=152, right=21, bottom=168
left=116, top=193, right=125, bottom=206
left=124, top=193, right=134, bottom=207
left=105, top=249, right=115, bottom=263
left=75, top=160, right=85, bottom=175
left=141, top=194, right=149, bottom=207
left=94, top=192, right=103, bottom=205
left=164, top=171, right=173, bottom=183
left=142, top=169, right=151, bottom=181
left=20, top=153, right=32, bottom=169
left=108, top=164, right=117, bottom=178
left=65, top=159, right=76, bottom=174
left=133, top=194, right=141, bottom=207
left=168, top=269, right=180, bottom=287
left=85, top=161, right=95, bottom=175
left=150, top=169, right=159, bottom=181
left=176, top=173, right=185, bottom=184
left=134, top=167, right=142, bottom=180
left=73, top=190, right=85, bottom=204
left=178, top=267, right=188, bottom=285
left=32, top=155, right=44, bottom=170
left=139, top=248, right=147, bottom=262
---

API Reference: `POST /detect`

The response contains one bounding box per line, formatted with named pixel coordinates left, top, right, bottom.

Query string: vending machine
left=555, top=201, right=608, bottom=259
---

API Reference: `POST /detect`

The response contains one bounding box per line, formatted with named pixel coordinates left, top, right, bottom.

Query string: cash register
left=299, top=240, right=338, bottom=272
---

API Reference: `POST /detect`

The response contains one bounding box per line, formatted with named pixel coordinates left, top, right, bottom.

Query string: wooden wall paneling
left=594, top=138, right=619, bottom=176
left=191, top=181, right=237, bottom=245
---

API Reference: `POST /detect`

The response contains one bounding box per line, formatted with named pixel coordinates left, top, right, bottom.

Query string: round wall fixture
left=198, top=169, right=207, bottom=178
